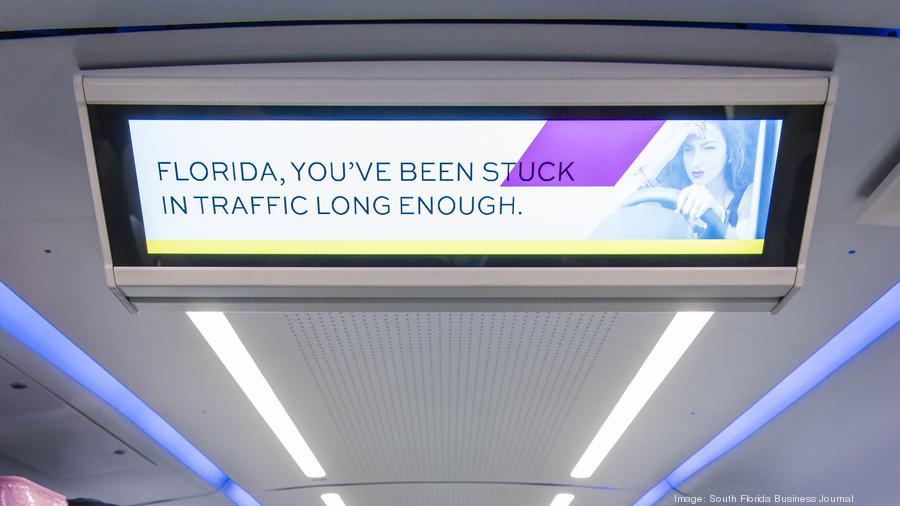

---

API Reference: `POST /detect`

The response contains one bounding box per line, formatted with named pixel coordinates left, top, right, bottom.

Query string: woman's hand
left=657, top=122, right=706, bottom=166
left=637, top=122, right=706, bottom=184
left=677, top=184, right=725, bottom=222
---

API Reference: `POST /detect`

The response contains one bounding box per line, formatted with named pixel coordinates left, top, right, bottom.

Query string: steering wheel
left=618, top=187, right=726, bottom=239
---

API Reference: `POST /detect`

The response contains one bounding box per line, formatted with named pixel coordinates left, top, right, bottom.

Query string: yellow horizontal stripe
left=146, top=239, right=764, bottom=255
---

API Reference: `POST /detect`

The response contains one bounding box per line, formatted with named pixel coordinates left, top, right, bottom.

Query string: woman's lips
left=691, top=171, right=705, bottom=179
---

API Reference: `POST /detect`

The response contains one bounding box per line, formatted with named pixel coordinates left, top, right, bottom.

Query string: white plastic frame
left=74, top=61, right=836, bottom=312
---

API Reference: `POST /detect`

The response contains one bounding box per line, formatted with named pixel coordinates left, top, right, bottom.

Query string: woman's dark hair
left=656, top=120, right=759, bottom=196
left=655, top=120, right=758, bottom=225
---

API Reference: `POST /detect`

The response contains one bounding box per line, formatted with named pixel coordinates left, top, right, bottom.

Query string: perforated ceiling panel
left=226, top=310, right=674, bottom=499
left=282, top=312, right=615, bottom=480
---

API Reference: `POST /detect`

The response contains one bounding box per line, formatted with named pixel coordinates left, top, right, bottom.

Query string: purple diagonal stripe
left=502, top=120, right=665, bottom=187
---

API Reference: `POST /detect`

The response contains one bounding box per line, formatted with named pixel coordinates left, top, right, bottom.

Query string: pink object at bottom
left=0, top=477, right=66, bottom=506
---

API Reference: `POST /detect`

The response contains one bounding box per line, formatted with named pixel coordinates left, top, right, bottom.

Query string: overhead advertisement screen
left=78, top=65, right=832, bottom=310
left=126, top=117, right=783, bottom=256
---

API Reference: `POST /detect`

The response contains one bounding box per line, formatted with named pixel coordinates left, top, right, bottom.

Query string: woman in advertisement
left=596, top=120, right=762, bottom=241
left=645, top=120, right=757, bottom=239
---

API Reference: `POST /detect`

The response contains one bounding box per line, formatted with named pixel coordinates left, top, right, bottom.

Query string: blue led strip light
left=0, top=281, right=260, bottom=506
left=634, top=281, right=900, bottom=506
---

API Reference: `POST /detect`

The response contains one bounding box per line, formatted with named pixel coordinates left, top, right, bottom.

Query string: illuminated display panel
left=88, top=105, right=822, bottom=268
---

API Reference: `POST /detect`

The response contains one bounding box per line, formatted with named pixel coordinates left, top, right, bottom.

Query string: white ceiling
left=1, top=10, right=900, bottom=506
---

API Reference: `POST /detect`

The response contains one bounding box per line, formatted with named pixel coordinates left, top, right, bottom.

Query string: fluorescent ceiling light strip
left=187, top=311, right=326, bottom=478
left=571, top=312, right=714, bottom=479
left=549, top=493, right=576, bottom=506
left=634, top=281, right=900, bottom=506
left=0, top=282, right=260, bottom=506
left=321, top=493, right=348, bottom=506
